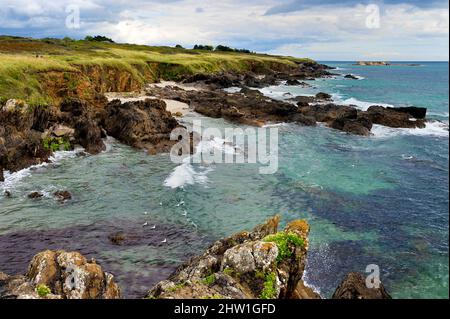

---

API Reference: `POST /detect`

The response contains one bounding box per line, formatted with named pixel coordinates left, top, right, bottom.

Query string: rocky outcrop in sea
left=0, top=216, right=391, bottom=299
left=0, top=250, right=121, bottom=299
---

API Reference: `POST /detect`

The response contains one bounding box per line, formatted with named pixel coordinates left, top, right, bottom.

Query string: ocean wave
left=1, top=148, right=83, bottom=191
left=334, top=96, right=394, bottom=111
left=371, top=121, right=449, bottom=138
left=163, top=137, right=237, bottom=189
left=163, top=162, right=212, bottom=189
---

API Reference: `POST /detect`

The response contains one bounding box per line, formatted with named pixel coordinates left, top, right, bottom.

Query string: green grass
left=263, top=232, right=304, bottom=263
left=166, top=282, right=187, bottom=292
left=260, top=272, right=278, bottom=299
left=0, top=36, right=316, bottom=106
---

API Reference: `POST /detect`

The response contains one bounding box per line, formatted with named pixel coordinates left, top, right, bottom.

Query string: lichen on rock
left=0, top=250, right=121, bottom=299
left=145, top=215, right=318, bottom=300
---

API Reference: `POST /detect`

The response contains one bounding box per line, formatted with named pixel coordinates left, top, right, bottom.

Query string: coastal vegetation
left=0, top=36, right=313, bottom=106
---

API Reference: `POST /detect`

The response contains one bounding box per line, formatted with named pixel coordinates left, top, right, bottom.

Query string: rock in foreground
left=146, top=216, right=320, bottom=299
left=332, top=272, right=391, bottom=299
left=0, top=250, right=121, bottom=299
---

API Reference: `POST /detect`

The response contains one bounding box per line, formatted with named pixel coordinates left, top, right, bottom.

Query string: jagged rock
left=146, top=215, right=316, bottom=300
left=104, top=99, right=180, bottom=154
left=59, top=98, right=106, bottom=154
left=54, top=191, right=72, bottom=201
left=367, top=105, right=426, bottom=128
left=0, top=250, right=121, bottom=299
left=286, top=79, right=301, bottom=86
left=387, top=106, right=427, bottom=119
left=74, top=118, right=105, bottom=154
left=48, top=124, right=75, bottom=139
left=315, top=92, right=332, bottom=100
left=332, top=272, right=392, bottom=299
left=344, top=74, right=359, bottom=80
left=28, top=192, right=44, bottom=199
left=0, top=105, right=51, bottom=174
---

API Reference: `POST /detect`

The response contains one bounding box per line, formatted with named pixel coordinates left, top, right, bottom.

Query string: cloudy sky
left=0, top=0, right=448, bottom=61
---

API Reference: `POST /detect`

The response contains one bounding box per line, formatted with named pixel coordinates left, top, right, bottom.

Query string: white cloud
left=0, top=0, right=448, bottom=60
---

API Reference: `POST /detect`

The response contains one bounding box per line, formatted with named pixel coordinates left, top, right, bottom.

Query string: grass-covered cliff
left=0, top=36, right=315, bottom=106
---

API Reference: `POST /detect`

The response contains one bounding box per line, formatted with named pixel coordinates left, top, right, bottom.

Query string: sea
left=0, top=61, right=448, bottom=298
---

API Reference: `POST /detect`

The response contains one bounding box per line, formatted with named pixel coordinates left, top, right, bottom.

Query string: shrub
left=36, top=284, right=51, bottom=297
left=263, top=232, right=304, bottom=262
left=193, top=44, right=214, bottom=51
left=43, top=137, right=71, bottom=152
left=85, top=35, right=114, bottom=43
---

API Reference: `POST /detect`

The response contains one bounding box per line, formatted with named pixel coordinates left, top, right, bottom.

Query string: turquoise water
left=0, top=62, right=448, bottom=298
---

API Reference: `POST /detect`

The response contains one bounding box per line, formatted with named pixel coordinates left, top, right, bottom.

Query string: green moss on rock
left=263, top=232, right=304, bottom=262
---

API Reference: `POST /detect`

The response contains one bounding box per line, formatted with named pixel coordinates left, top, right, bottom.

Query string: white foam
left=163, top=161, right=212, bottom=189
left=1, top=148, right=83, bottom=191
left=371, top=121, right=449, bottom=138
left=334, top=97, right=394, bottom=111
left=163, top=137, right=238, bottom=189
left=223, top=87, right=241, bottom=94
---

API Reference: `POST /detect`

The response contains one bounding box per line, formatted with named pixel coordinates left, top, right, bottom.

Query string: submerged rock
left=54, top=191, right=72, bottom=201
left=344, top=74, right=359, bottom=80
left=28, top=192, right=44, bottom=199
left=315, top=92, right=332, bottom=100
left=146, top=215, right=319, bottom=299
left=332, top=272, right=391, bottom=299
left=0, top=250, right=121, bottom=299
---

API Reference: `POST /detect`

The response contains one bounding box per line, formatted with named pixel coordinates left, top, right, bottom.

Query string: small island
left=355, top=61, right=390, bottom=66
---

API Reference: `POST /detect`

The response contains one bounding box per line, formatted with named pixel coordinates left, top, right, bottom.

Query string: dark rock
left=108, top=232, right=127, bottom=245
left=28, top=192, right=44, bottom=199
left=4, top=190, right=11, bottom=197
left=104, top=99, right=180, bottom=154
left=286, top=79, right=301, bottom=86
left=74, top=118, right=105, bottom=154
left=54, top=191, right=72, bottom=201
left=367, top=105, right=426, bottom=128
left=332, top=272, right=392, bottom=299
left=315, top=92, right=332, bottom=100
left=240, top=87, right=264, bottom=98
left=344, top=74, right=359, bottom=80
left=387, top=106, right=427, bottom=119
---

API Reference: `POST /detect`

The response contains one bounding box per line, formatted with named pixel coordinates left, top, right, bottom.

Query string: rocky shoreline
left=0, top=216, right=391, bottom=299
left=1, top=61, right=431, bottom=183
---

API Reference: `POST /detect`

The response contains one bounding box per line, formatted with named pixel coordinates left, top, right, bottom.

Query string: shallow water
left=0, top=62, right=448, bottom=298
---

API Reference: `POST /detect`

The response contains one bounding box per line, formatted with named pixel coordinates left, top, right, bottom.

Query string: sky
left=0, top=0, right=448, bottom=61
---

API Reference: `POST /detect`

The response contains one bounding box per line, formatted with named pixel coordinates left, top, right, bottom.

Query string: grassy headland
left=0, top=36, right=315, bottom=106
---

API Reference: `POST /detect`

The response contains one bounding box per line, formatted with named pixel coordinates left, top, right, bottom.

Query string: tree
left=84, top=35, right=114, bottom=43
left=193, top=44, right=214, bottom=51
